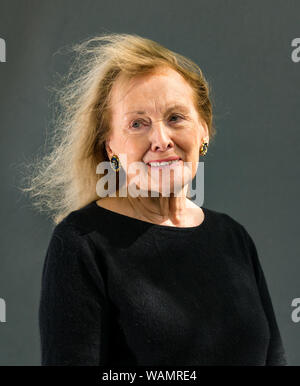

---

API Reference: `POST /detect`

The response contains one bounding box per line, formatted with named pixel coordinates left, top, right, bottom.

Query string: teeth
left=148, top=159, right=180, bottom=167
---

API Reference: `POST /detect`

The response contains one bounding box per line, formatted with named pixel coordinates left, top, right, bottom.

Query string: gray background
left=0, top=0, right=299, bottom=365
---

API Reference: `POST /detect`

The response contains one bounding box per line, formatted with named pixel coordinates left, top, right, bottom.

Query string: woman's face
left=105, top=66, right=208, bottom=196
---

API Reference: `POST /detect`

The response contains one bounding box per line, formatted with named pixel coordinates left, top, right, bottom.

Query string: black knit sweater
left=39, top=200, right=287, bottom=366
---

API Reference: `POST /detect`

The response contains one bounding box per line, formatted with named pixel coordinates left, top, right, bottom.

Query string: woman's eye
left=130, top=115, right=183, bottom=129
left=131, top=120, right=145, bottom=129
left=169, top=114, right=183, bottom=123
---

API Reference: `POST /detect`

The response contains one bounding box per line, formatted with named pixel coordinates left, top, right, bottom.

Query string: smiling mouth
left=146, top=159, right=182, bottom=168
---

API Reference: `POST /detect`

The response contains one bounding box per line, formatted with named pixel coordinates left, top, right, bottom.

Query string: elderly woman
left=26, top=33, right=287, bottom=366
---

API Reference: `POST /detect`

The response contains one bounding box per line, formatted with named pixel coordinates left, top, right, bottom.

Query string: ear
left=201, top=120, right=209, bottom=142
left=104, top=139, right=113, bottom=159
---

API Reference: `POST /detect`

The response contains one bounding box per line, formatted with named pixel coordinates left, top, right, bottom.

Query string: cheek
left=174, top=131, right=196, bottom=155
left=120, top=137, right=148, bottom=166
left=114, top=132, right=142, bottom=152
left=185, top=127, right=201, bottom=153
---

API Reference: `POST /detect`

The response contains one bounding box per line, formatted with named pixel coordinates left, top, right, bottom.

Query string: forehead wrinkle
left=124, top=103, right=191, bottom=116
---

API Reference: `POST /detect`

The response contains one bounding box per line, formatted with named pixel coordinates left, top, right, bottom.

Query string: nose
left=148, top=119, right=174, bottom=152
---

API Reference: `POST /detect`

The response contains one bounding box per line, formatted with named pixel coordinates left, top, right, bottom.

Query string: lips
left=146, top=156, right=181, bottom=165
left=146, top=158, right=182, bottom=168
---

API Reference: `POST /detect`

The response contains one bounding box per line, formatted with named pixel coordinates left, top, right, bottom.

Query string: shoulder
left=203, top=206, right=256, bottom=248
left=201, top=205, right=243, bottom=230
left=56, top=201, right=100, bottom=235
left=45, top=203, right=101, bottom=270
left=45, top=221, right=96, bottom=270
left=202, top=208, right=263, bottom=278
left=50, top=200, right=111, bottom=245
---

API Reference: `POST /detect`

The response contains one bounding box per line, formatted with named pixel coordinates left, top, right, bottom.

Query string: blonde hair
left=19, top=32, right=216, bottom=224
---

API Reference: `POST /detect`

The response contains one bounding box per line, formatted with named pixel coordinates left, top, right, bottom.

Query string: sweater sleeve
left=39, top=222, right=110, bottom=366
left=244, top=229, right=288, bottom=366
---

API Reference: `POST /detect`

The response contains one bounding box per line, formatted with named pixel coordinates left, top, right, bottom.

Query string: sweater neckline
left=92, top=200, right=209, bottom=232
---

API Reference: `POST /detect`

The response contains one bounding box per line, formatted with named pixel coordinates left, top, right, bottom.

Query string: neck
left=117, top=186, right=192, bottom=226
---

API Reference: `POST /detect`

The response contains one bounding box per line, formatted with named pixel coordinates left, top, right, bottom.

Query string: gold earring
left=110, top=154, right=120, bottom=172
left=200, top=141, right=209, bottom=156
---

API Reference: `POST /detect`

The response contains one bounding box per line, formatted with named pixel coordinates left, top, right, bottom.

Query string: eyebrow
left=125, top=104, right=190, bottom=115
